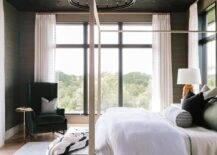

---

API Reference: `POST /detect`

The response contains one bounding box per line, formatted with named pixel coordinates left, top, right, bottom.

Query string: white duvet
left=96, top=107, right=188, bottom=155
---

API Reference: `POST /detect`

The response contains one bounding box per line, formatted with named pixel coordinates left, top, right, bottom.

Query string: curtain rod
left=100, top=30, right=217, bottom=33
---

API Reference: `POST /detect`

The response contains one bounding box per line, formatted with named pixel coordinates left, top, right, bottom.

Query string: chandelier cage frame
left=68, top=0, right=136, bottom=11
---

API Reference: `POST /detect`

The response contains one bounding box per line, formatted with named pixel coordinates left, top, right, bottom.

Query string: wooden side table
left=15, top=107, right=33, bottom=139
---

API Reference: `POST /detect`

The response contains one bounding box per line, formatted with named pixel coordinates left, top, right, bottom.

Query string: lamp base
left=182, top=84, right=194, bottom=98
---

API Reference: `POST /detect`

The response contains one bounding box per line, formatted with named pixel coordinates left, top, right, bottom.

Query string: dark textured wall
left=19, top=12, right=35, bottom=107
left=171, top=12, right=189, bottom=102
left=4, top=1, right=21, bottom=130
left=4, top=1, right=35, bottom=130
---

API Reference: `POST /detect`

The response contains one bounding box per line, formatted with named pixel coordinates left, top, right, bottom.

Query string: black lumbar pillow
left=182, top=92, right=205, bottom=126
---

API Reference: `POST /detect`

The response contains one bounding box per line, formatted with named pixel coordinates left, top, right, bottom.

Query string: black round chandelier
left=68, top=0, right=136, bottom=11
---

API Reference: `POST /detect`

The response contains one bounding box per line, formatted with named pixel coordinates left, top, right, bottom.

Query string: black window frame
left=56, top=22, right=152, bottom=115
left=199, top=3, right=217, bottom=87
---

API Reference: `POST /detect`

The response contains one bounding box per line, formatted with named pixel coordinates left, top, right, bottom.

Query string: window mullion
left=84, top=22, right=88, bottom=115
left=118, top=22, right=123, bottom=107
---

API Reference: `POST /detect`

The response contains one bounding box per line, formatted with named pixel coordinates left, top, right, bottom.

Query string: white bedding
left=178, top=126, right=217, bottom=155
left=96, top=107, right=188, bottom=155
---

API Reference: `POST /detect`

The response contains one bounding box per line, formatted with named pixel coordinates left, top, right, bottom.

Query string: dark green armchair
left=26, top=82, right=67, bottom=134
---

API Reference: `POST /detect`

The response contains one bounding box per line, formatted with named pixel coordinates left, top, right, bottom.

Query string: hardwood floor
left=0, top=124, right=88, bottom=155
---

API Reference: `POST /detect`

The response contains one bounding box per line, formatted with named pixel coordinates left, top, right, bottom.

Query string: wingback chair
left=26, top=82, right=67, bottom=135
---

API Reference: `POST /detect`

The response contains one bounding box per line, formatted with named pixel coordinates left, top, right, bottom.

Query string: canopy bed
left=87, top=1, right=217, bottom=155
left=44, top=0, right=217, bottom=154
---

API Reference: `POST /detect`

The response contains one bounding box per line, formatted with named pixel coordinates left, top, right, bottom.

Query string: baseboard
left=5, top=124, right=21, bottom=140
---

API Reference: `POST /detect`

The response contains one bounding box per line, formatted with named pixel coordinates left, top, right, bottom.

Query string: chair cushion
left=36, top=114, right=65, bottom=125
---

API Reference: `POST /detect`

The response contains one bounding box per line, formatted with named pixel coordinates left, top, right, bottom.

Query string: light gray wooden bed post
left=88, top=0, right=95, bottom=154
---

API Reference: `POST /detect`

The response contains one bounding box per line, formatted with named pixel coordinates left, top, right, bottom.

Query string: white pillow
left=200, top=85, right=210, bottom=92
left=203, top=87, right=217, bottom=100
left=41, top=97, right=57, bottom=113
left=164, top=105, right=192, bottom=128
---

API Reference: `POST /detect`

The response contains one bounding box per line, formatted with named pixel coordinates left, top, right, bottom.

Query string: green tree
left=55, top=71, right=152, bottom=113
left=208, top=74, right=216, bottom=89
left=56, top=71, right=83, bottom=113
left=123, top=72, right=151, bottom=109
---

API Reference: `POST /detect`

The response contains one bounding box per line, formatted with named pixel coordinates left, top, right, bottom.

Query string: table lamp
left=177, top=68, right=201, bottom=98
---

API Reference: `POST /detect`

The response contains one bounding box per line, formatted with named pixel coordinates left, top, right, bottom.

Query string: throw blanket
left=47, top=132, right=88, bottom=155
left=96, top=107, right=188, bottom=155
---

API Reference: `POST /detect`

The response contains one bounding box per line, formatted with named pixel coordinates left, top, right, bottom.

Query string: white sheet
left=96, top=107, right=188, bottom=155
left=178, top=127, right=217, bottom=155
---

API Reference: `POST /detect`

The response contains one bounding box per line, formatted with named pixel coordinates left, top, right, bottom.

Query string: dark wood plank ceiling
left=7, top=0, right=197, bottom=12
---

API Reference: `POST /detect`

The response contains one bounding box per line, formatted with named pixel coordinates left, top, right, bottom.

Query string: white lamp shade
left=177, top=68, right=201, bottom=84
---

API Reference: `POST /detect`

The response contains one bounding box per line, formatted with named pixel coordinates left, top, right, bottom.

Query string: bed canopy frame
left=87, top=0, right=217, bottom=154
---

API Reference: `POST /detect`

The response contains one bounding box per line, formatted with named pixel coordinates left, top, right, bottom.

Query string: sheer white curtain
left=34, top=14, right=56, bottom=82
left=188, top=2, right=199, bottom=68
left=0, top=0, right=5, bottom=147
left=188, top=2, right=200, bottom=92
left=152, top=14, right=173, bottom=111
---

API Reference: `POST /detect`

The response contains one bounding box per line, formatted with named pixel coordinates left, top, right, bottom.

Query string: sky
left=206, top=22, right=216, bottom=75
left=207, top=40, right=216, bottom=75
left=55, top=48, right=153, bottom=76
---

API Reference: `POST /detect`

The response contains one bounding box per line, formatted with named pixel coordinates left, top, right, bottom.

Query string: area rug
left=14, top=142, right=50, bottom=155
left=14, top=127, right=88, bottom=155
left=14, top=141, right=88, bottom=155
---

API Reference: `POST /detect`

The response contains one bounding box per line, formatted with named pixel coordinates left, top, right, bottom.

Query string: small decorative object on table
left=15, top=107, right=33, bottom=139
left=177, top=68, right=201, bottom=99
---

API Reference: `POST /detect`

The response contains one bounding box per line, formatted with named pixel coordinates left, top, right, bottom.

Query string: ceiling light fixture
left=68, top=0, right=136, bottom=11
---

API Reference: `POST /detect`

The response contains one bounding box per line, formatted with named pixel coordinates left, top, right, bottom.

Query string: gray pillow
left=204, top=101, right=217, bottom=131
left=203, top=87, right=217, bottom=100
left=41, top=97, right=57, bottom=113
left=164, top=105, right=193, bottom=128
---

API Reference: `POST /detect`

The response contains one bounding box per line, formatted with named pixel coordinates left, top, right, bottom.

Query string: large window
left=123, top=48, right=152, bottom=109
left=207, top=40, right=216, bottom=89
left=55, top=48, right=84, bottom=114
left=56, top=24, right=85, bottom=114
left=56, top=22, right=152, bottom=114
left=199, top=4, right=216, bottom=89
left=101, top=49, right=119, bottom=111
left=123, top=24, right=152, bottom=44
